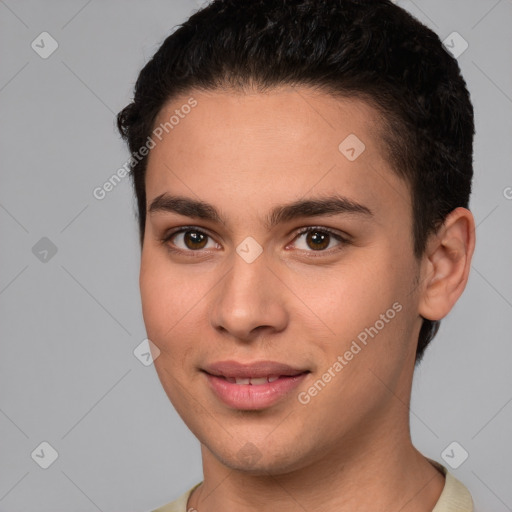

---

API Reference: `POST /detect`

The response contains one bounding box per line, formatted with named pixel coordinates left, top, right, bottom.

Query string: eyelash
left=160, top=225, right=351, bottom=258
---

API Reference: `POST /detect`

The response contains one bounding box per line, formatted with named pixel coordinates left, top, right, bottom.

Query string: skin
left=140, top=86, right=475, bottom=512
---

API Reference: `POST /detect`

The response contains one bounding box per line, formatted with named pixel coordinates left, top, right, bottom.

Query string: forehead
left=145, top=86, right=409, bottom=221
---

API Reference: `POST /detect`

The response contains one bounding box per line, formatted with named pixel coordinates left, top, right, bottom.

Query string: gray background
left=0, top=0, right=511, bottom=511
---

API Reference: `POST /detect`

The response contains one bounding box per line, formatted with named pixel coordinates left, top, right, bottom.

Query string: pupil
left=307, top=231, right=329, bottom=250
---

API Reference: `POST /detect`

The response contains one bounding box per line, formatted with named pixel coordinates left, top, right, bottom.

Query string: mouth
left=202, top=359, right=309, bottom=378
left=201, top=360, right=310, bottom=410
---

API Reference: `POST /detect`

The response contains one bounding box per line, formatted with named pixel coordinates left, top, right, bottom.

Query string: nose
left=210, top=249, right=289, bottom=343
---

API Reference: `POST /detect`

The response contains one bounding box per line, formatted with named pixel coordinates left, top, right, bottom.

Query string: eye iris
left=306, top=230, right=329, bottom=250
left=184, top=230, right=207, bottom=250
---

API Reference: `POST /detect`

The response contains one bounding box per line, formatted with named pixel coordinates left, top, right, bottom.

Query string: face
left=140, top=86, right=424, bottom=474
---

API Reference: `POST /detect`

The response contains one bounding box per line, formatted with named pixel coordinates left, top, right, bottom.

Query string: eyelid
left=162, top=225, right=215, bottom=240
left=291, top=225, right=350, bottom=241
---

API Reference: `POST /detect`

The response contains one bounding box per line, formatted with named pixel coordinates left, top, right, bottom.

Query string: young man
left=117, top=1, right=476, bottom=510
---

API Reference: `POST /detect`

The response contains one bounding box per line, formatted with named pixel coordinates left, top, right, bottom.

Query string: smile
left=201, top=360, right=310, bottom=410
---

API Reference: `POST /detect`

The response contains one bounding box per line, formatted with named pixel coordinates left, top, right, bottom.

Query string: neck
left=189, top=413, right=445, bottom=512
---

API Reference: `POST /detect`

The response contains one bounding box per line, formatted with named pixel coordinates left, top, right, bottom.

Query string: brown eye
left=163, top=227, right=218, bottom=253
left=183, top=230, right=208, bottom=250
left=291, top=226, right=349, bottom=253
left=305, top=230, right=330, bottom=250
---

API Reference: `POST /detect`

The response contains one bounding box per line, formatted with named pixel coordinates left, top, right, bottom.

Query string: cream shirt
left=151, top=459, right=473, bottom=512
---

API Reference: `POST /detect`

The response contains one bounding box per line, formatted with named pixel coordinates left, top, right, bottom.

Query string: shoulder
left=428, top=459, right=474, bottom=512
left=148, top=464, right=475, bottom=512
left=149, top=482, right=202, bottom=512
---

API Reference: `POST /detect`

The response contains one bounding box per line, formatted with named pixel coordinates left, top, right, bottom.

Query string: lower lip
left=204, top=372, right=308, bottom=410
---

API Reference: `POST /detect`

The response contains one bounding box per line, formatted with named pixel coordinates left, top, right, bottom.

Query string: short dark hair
left=116, top=0, right=474, bottom=364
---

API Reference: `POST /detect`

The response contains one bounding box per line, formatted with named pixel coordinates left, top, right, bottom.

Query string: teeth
left=226, top=376, right=282, bottom=385
left=249, top=377, right=268, bottom=385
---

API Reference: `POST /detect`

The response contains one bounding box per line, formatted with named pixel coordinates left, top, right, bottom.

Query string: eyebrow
left=148, top=193, right=373, bottom=229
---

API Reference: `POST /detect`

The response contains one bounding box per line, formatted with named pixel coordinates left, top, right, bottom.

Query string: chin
left=204, top=435, right=314, bottom=476
left=220, top=454, right=302, bottom=476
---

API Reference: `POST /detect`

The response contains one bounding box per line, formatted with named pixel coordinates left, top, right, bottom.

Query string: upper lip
left=202, top=360, right=309, bottom=379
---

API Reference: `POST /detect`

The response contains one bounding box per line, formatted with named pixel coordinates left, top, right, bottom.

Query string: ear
left=418, top=207, right=476, bottom=321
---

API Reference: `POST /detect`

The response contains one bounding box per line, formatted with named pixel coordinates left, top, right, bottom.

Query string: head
left=117, top=0, right=475, bottom=473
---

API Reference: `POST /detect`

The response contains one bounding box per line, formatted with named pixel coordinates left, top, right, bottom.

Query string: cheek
left=140, top=250, right=187, bottom=352
left=304, top=257, right=399, bottom=331
left=139, top=249, right=213, bottom=360
left=307, top=250, right=417, bottom=367
left=139, top=253, right=203, bottom=410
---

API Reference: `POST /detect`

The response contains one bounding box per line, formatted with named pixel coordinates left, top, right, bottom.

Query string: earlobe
left=418, top=207, right=476, bottom=321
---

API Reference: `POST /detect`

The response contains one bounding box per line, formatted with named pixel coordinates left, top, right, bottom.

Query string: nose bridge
left=210, top=247, right=288, bottom=340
